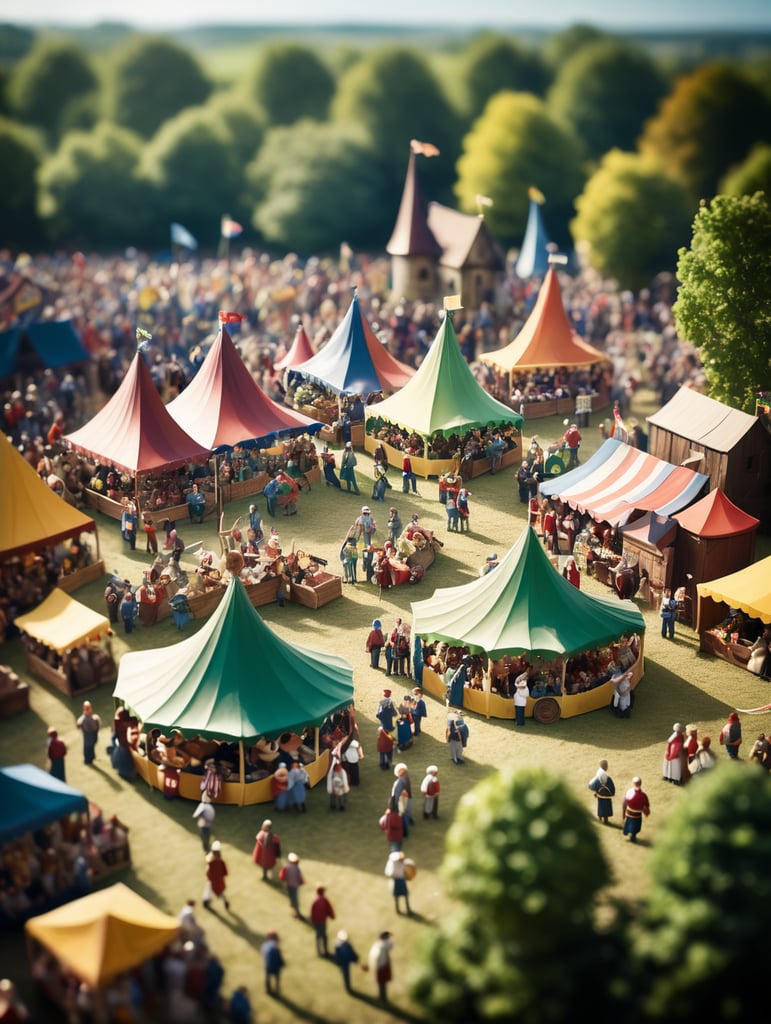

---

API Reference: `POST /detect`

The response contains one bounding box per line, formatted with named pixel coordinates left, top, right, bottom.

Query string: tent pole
left=239, top=740, right=246, bottom=807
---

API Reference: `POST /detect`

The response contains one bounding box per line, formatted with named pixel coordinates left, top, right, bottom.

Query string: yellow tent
left=0, top=431, right=97, bottom=558
left=25, top=883, right=180, bottom=988
left=15, top=588, right=109, bottom=653
left=696, top=555, right=771, bottom=632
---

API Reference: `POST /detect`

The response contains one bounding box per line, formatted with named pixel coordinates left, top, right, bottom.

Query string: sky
left=8, top=0, right=771, bottom=30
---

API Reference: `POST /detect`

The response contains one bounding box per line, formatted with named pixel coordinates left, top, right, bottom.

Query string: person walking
left=261, top=930, right=285, bottom=997
left=387, top=507, right=403, bottom=544
left=279, top=852, right=304, bottom=919
left=310, top=885, right=336, bottom=957
left=192, top=792, right=216, bottom=853
left=333, top=930, right=360, bottom=993
left=263, top=476, right=279, bottom=518
left=252, top=819, right=281, bottom=881
left=366, top=619, right=385, bottom=669
left=47, top=726, right=67, bottom=781
left=119, top=589, right=137, bottom=633
left=446, top=713, right=467, bottom=764
left=76, top=700, right=101, bottom=766
left=341, top=737, right=363, bottom=787
left=420, top=765, right=440, bottom=819
left=385, top=851, right=411, bottom=915
left=368, top=931, right=394, bottom=1002
left=340, top=442, right=360, bottom=494
left=401, top=452, right=418, bottom=494
left=121, top=499, right=137, bottom=550
left=588, top=759, right=615, bottom=824
left=203, top=841, right=230, bottom=911
left=660, top=588, right=677, bottom=639
left=456, top=487, right=471, bottom=532
left=563, top=422, right=581, bottom=469
left=622, top=777, right=650, bottom=842
left=411, top=687, right=427, bottom=735
left=380, top=799, right=404, bottom=852
left=327, top=759, right=350, bottom=810
left=513, top=673, right=530, bottom=727
left=662, top=723, right=687, bottom=785
left=720, top=711, right=742, bottom=759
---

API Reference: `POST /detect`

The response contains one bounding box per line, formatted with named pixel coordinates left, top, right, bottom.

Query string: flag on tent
left=170, top=223, right=198, bottom=250
left=218, top=311, right=248, bottom=324
left=609, top=406, right=629, bottom=443
left=410, top=139, right=440, bottom=157
left=221, top=216, right=243, bottom=239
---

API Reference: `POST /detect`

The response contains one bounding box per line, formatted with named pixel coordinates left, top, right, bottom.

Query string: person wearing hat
left=368, top=931, right=394, bottom=1002
left=622, top=777, right=650, bottom=842
left=340, top=442, right=359, bottom=494
left=253, top=819, right=281, bottom=880
left=446, top=713, right=468, bottom=765
left=411, top=687, right=427, bottom=735
left=310, top=885, right=336, bottom=956
left=334, top=929, right=360, bottom=993
left=663, top=723, right=687, bottom=785
left=355, top=506, right=376, bottom=546
left=261, top=930, right=285, bottom=996
left=480, top=552, right=499, bottom=576
left=278, top=852, right=305, bottom=918
left=366, top=619, right=385, bottom=669
left=76, top=700, right=102, bottom=766
left=47, top=726, right=67, bottom=781
left=385, top=850, right=411, bottom=915
left=588, top=759, right=615, bottom=824
left=563, top=421, right=582, bottom=469
left=192, top=792, right=216, bottom=852
left=420, top=765, right=440, bottom=819
left=203, top=841, right=230, bottom=911
left=340, top=533, right=359, bottom=584
left=377, top=687, right=397, bottom=731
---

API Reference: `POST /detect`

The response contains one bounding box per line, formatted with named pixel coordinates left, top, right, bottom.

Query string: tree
left=571, top=150, right=693, bottom=290
left=463, top=33, right=550, bottom=119
left=720, top=143, right=771, bottom=198
left=248, top=42, right=335, bottom=126
left=37, top=122, right=154, bottom=247
left=0, top=116, right=44, bottom=246
left=139, top=106, right=243, bottom=245
left=246, top=120, right=387, bottom=254
left=548, top=39, right=669, bottom=162
left=203, top=91, right=266, bottom=166
left=409, top=768, right=626, bottom=1023
left=6, top=39, right=98, bottom=144
left=631, top=765, right=771, bottom=1021
left=541, top=23, right=609, bottom=71
left=104, top=36, right=212, bottom=139
left=673, top=192, right=771, bottom=411
left=639, top=63, right=771, bottom=201
left=455, top=91, right=584, bottom=246
left=332, top=46, right=460, bottom=212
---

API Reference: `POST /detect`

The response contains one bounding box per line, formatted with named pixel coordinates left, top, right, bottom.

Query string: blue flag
left=170, top=222, right=198, bottom=250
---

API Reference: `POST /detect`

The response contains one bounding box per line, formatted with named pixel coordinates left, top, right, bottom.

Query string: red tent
left=673, top=486, right=760, bottom=538
left=64, top=352, right=210, bottom=474
left=167, top=325, right=321, bottom=452
left=274, top=324, right=315, bottom=372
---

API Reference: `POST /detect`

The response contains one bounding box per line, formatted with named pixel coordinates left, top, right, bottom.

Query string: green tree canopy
left=246, top=120, right=387, bottom=254
left=201, top=91, right=266, bottom=166
left=333, top=46, right=460, bottom=211
left=571, top=149, right=693, bottom=291
left=720, top=143, right=771, bottom=198
left=37, top=122, right=154, bottom=248
left=139, top=106, right=243, bottom=246
left=0, top=116, right=44, bottom=247
left=639, top=62, right=771, bottom=201
left=248, top=42, right=335, bottom=126
left=462, top=33, right=550, bottom=119
left=409, top=768, right=625, bottom=1023
left=632, top=765, right=771, bottom=1021
left=542, top=23, right=609, bottom=70
left=455, top=91, right=584, bottom=246
left=104, top=36, right=212, bottom=139
left=673, top=192, right=771, bottom=411
left=548, top=39, right=669, bottom=162
left=6, top=39, right=97, bottom=144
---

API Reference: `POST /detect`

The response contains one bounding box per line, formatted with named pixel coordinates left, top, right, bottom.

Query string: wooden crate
left=57, top=559, right=106, bottom=594
left=289, top=573, right=343, bottom=609
left=0, top=667, right=30, bottom=719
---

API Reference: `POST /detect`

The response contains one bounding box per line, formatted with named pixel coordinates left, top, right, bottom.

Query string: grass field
left=2, top=392, right=769, bottom=1023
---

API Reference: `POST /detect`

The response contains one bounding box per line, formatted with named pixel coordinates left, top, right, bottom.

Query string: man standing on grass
left=76, top=700, right=101, bottom=766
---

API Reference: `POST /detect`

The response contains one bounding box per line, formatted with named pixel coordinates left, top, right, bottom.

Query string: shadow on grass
left=279, top=990, right=423, bottom=1023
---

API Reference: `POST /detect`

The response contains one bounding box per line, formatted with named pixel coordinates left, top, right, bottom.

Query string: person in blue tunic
left=588, top=759, right=616, bottom=824
left=447, top=655, right=472, bottom=708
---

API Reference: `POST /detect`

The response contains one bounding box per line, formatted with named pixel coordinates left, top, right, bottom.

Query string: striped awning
left=540, top=438, right=709, bottom=526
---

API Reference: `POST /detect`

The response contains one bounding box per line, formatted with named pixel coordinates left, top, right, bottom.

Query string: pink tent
left=274, top=324, right=315, bottom=372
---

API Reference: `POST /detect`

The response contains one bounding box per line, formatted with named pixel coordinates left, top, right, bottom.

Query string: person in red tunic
left=203, top=841, right=230, bottom=911
left=562, top=555, right=580, bottom=589
left=662, top=723, right=687, bottom=785
left=622, top=777, right=650, bottom=842
left=542, top=503, right=560, bottom=554
left=252, top=819, right=281, bottom=881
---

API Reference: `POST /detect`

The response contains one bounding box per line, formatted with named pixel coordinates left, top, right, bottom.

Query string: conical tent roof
left=0, top=431, right=96, bottom=558
left=365, top=311, right=522, bottom=438
left=274, top=324, right=315, bottom=372
left=480, top=267, right=605, bottom=372
left=64, top=351, right=210, bottom=474
left=411, top=526, right=644, bottom=660
left=386, top=151, right=442, bottom=257
left=673, top=487, right=759, bottom=538
left=515, top=197, right=551, bottom=279
left=293, top=292, right=414, bottom=396
left=167, top=325, right=321, bottom=452
left=113, top=577, right=354, bottom=742
left=25, top=883, right=180, bottom=988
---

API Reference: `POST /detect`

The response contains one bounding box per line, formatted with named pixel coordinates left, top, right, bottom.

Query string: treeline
left=0, top=23, right=770, bottom=287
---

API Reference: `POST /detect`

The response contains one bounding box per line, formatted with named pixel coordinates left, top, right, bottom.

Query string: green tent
left=113, top=577, right=354, bottom=742
left=411, top=526, right=645, bottom=661
left=364, top=310, right=523, bottom=438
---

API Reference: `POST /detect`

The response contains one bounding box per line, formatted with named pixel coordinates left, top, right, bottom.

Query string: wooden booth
left=696, top=556, right=771, bottom=670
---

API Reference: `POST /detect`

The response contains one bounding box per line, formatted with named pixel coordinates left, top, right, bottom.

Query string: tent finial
left=443, top=294, right=463, bottom=319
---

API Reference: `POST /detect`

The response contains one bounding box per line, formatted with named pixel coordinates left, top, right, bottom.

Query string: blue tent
left=0, top=764, right=88, bottom=845
left=0, top=320, right=87, bottom=378
left=515, top=197, right=552, bottom=280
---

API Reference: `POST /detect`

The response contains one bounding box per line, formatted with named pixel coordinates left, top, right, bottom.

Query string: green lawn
left=2, top=393, right=769, bottom=1023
